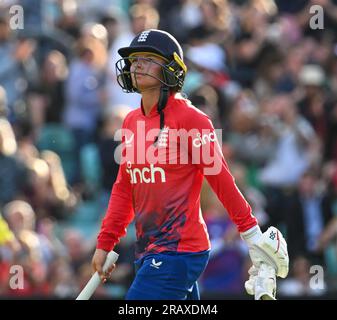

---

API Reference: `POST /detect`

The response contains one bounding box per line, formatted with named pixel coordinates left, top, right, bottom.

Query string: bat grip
left=76, top=250, right=119, bottom=300
left=102, top=251, right=119, bottom=273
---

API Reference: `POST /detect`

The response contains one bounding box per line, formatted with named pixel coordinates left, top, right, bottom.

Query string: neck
left=141, top=87, right=162, bottom=115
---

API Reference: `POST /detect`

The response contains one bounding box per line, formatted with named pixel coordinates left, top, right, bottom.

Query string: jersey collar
left=140, top=92, right=175, bottom=118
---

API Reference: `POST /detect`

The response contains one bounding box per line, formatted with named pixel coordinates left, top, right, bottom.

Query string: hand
left=241, top=225, right=289, bottom=300
left=91, top=248, right=116, bottom=283
left=242, top=226, right=289, bottom=278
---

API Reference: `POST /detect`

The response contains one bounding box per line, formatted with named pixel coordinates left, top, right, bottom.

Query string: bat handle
left=102, top=251, right=119, bottom=273
left=255, top=263, right=276, bottom=300
left=76, top=250, right=119, bottom=300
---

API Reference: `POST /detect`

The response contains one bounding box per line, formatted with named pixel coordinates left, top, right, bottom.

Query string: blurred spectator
left=20, top=0, right=53, bottom=34
left=286, top=171, right=335, bottom=266
left=63, top=36, right=106, bottom=141
left=41, top=150, right=76, bottom=209
left=62, top=229, right=91, bottom=273
left=49, top=256, right=79, bottom=298
left=56, top=0, right=82, bottom=39
left=80, top=22, right=109, bottom=48
left=259, top=94, right=318, bottom=187
left=157, top=0, right=203, bottom=44
left=0, top=212, right=21, bottom=295
left=23, top=150, right=77, bottom=220
left=252, top=46, right=285, bottom=98
left=0, top=17, right=38, bottom=122
left=258, top=94, right=320, bottom=226
left=225, top=1, right=278, bottom=89
left=228, top=31, right=265, bottom=88
left=36, top=217, right=67, bottom=258
left=186, top=42, right=228, bottom=89
left=188, top=0, right=231, bottom=44
left=3, top=200, right=36, bottom=237
left=62, top=35, right=107, bottom=183
left=15, top=119, right=40, bottom=167
left=30, top=50, right=68, bottom=126
left=227, top=91, right=278, bottom=167
left=11, top=229, right=51, bottom=296
left=100, top=10, right=120, bottom=49
left=0, top=118, right=26, bottom=206
left=105, top=3, right=160, bottom=110
left=297, top=64, right=329, bottom=141
left=2, top=200, right=53, bottom=296
left=77, top=0, right=126, bottom=23
left=275, top=44, right=306, bottom=93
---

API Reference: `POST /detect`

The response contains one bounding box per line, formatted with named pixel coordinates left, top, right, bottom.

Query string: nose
left=132, top=58, right=145, bottom=71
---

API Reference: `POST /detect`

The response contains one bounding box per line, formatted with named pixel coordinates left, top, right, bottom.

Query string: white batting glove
left=244, top=265, right=258, bottom=296
left=241, top=225, right=289, bottom=278
left=241, top=225, right=289, bottom=299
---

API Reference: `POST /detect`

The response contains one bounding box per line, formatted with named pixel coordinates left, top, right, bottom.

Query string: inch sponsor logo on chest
left=126, top=161, right=166, bottom=184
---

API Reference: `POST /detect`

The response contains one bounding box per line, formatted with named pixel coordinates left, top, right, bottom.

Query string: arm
left=182, top=107, right=289, bottom=298
left=183, top=108, right=257, bottom=233
left=96, top=163, right=134, bottom=251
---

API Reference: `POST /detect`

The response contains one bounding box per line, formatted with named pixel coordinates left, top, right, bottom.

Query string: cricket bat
left=254, top=263, right=276, bottom=300
left=76, top=250, right=119, bottom=300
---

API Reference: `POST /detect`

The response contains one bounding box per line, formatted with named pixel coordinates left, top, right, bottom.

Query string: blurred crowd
left=0, top=0, right=337, bottom=299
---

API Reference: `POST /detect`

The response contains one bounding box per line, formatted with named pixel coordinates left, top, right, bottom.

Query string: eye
left=129, top=57, right=137, bottom=64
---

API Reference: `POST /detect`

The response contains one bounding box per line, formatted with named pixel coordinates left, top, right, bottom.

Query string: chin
left=133, top=82, right=158, bottom=92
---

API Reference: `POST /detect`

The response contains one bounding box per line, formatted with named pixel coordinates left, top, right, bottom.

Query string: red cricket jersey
left=97, top=93, right=258, bottom=257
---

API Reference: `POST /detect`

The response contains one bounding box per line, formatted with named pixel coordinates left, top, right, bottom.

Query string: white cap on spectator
left=299, top=64, right=325, bottom=86
left=186, top=43, right=226, bottom=72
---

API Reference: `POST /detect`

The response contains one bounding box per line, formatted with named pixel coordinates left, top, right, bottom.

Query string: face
left=129, top=53, right=166, bottom=92
left=299, top=174, right=316, bottom=196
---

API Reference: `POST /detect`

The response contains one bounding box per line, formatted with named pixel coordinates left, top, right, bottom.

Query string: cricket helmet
left=115, top=29, right=187, bottom=92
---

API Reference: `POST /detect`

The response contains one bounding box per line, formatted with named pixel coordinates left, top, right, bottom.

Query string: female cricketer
left=91, top=29, right=289, bottom=300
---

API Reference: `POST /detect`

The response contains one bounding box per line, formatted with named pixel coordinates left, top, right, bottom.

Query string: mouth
left=135, top=72, right=146, bottom=78
left=132, top=73, right=145, bottom=88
